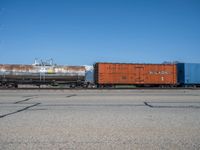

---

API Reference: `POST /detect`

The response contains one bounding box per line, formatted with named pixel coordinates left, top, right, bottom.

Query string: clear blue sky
left=0, top=0, right=200, bottom=65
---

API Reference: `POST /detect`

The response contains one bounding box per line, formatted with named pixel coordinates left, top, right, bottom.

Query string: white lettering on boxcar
left=149, top=71, right=169, bottom=75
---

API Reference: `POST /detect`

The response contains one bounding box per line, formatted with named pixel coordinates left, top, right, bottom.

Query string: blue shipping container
left=177, top=63, right=200, bottom=85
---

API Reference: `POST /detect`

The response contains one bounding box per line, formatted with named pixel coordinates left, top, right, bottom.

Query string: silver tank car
left=0, top=61, right=86, bottom=87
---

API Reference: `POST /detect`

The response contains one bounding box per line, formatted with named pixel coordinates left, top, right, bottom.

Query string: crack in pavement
left=144, top=101, right=200, bottom=109
left=144, top=102, right=153, bottom=108
left=0, top=103, right=41, bottom=118
left=14, top=98, right=32, bottom=104
left=66, top=94, right=77, bottom=98
left=149, top=101, right=200, bottom=104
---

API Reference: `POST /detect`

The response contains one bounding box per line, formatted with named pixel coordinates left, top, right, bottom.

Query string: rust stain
left=0, top=65, right=34, bottom=71
left=0, top=65, right=85, bottom=72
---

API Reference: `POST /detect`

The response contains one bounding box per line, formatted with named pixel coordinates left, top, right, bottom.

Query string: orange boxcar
left=94, top=63, right=177, bottom=86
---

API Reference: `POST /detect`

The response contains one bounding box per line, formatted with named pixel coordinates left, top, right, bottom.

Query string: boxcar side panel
left=95, top=63, right=177, bottom=85
left=184, top=63, right=200, bottom=84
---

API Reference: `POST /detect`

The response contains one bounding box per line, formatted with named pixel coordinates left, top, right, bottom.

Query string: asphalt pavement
left=0, top=89, right=200, bottom=150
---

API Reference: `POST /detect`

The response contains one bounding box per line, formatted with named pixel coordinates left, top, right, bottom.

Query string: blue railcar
left=177, top=63, right=200, bottom=86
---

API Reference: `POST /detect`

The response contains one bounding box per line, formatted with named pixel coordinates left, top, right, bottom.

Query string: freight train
left=0, top=61, right=200, bottom=88
left=94, top=62, right=200, bottom=88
